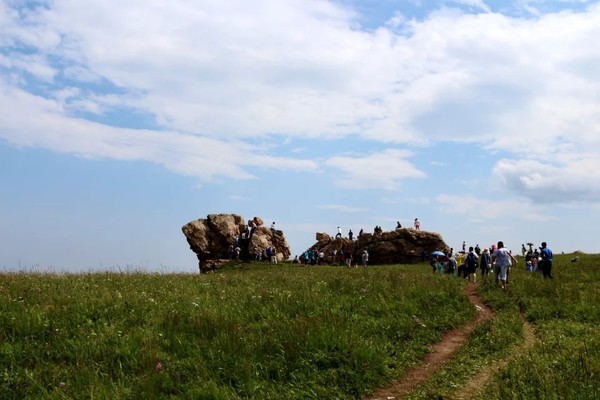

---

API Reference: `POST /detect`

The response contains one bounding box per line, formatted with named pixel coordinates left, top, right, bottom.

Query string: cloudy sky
left=1, top=0, right=599, bottom=272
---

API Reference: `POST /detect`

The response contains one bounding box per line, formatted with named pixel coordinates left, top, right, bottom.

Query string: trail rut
left=367, top=283, right=493, bottom=400
left=366, top=283, right=540, bottom=400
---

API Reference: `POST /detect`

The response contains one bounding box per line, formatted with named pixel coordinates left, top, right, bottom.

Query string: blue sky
left=1, top=0, right=599, bottom=272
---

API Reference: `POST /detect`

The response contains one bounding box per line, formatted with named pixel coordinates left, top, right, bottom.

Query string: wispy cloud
left=325, top=149, right=426, bottom=190
left=317, top=204, right=365, bottom=213
left=0, top=81, right=319, bottom=181
left=435, top=194, right=552, bottom=222
left=1, top=0, right=599, bottom=201
left=493, top=157, right=600, bottom=204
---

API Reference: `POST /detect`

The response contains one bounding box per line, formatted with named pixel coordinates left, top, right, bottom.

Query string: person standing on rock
left=336, top=226, right=342, bottom=239
left=414, top=218, right=420, bottom=230
left=348, top=230, right=353, bottom=241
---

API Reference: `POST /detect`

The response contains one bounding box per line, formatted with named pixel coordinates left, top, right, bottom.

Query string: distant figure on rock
left=358, top=228, right=363, bottom=238
left=396, top=221, right=402, bottom=229
left=348, top=230, right=353, bottom=241
left=414, top=218, right=420, bottom=231
left=249, top=219, right=258, bottom=238
left=270, top=221, right=276, bottom=233
left=336, top=226, right=342, bottom=239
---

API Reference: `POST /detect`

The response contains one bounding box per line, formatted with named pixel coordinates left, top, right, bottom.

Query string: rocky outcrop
left=182, top=214, right=291, bottom=273
left=308, top=228, right=449, bottom=265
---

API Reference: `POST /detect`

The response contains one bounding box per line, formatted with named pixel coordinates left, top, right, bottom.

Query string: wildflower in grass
left=156, top=362, right=163, bottom=372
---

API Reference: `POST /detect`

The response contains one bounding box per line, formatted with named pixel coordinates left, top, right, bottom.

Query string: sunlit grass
left=0, top=264, right=472, bottom=399
left=1, top=255, right=597, bottom=399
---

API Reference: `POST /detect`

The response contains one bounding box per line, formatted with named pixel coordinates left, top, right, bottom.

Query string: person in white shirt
left=492, top=241, right=517, bottom=290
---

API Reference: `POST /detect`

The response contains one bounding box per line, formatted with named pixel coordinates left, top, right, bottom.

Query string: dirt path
left=447, top=315, right=536, bottom=400
left=366, top=283, right=493, bottom=400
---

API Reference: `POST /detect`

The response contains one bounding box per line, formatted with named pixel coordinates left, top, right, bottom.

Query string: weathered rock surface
left=307, top=228, right=449, bottom=265
left=182, top=214, right=291, bottom=272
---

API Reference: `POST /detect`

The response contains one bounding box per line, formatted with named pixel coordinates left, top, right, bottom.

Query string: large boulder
left=182, top=214, right=291, bottom=273
left=307, top=228, right=449, bottom=265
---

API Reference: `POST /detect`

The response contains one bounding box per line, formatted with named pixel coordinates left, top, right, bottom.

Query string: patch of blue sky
left=338, top=0, right=592, bottom=30
left=0, top=143, right=174, bottom=213
left=72, top=106, right=162, bottom=130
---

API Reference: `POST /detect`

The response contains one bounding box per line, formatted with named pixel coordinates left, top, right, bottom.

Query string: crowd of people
left=430, top=241, right=554, bottom=290
left=225, top=218, right=282, bottom=263
left=229, top=217, right=556, bottom=288
left=334, top=219, right=422, bottom=241
left=297, top=247, right=369, bottom=268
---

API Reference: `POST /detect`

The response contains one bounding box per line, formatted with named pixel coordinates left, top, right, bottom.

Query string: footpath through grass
left=401, top=253, right=600, bottom=400
left=476, top=253, right=600, bottom=400
left=0, top=263, right=473, bottom=399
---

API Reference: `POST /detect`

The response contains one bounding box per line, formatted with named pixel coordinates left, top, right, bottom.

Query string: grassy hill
left=1, top=254, right=598, bottom=399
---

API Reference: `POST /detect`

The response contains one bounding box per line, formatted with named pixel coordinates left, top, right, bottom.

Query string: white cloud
left=0, top=80, right=318, bottom=181
left=324, top=149, right=426, bottom=190
left=1, top=0, right=599, bottom=199
left=317, top=204, right=365, bottom=213
left=435, top=193, right=552, bottom=221
left=493, top=158, right=600, bottom=203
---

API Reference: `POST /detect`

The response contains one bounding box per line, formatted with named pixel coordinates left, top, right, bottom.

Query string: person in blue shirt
left=539, top=242, right=553, bottom=279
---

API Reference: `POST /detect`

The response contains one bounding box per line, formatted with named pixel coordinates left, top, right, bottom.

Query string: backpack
left=466, top=253, right=478, bottom=269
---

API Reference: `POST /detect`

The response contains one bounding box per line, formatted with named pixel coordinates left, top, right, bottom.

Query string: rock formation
left=182, top=214, right=291, bottom=273
left=307, top=228, right=449, bottom=265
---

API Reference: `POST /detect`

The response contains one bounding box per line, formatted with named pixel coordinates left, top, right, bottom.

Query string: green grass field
left=1, top=254, right=598, bottom=399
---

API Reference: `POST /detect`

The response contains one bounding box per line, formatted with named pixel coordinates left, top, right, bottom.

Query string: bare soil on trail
left=367, top=283, right=493, bottom=400
left=447, top=315, right=536, bottom=400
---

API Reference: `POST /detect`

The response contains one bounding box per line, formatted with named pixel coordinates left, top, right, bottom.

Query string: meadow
left=0, top=254, right=598, bottom=399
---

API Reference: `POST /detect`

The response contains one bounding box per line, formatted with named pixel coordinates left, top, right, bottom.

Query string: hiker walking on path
left=539, top=242, right=553, bottom=279
left=480, top=248, right=491, bottom=279
left=492, top=241, right=517, bottom=290
left=466, top=247, right=479, bottom=283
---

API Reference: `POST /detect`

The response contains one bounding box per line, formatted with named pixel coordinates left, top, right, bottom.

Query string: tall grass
left=0, top=264, right=472, bottom=399
left=477, top=253, right=600, bottom=400
left=2, top=255, right=597, bottom=399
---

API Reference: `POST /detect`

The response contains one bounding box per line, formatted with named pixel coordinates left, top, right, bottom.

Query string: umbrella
left=431, top=251, right=446, bottom=257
